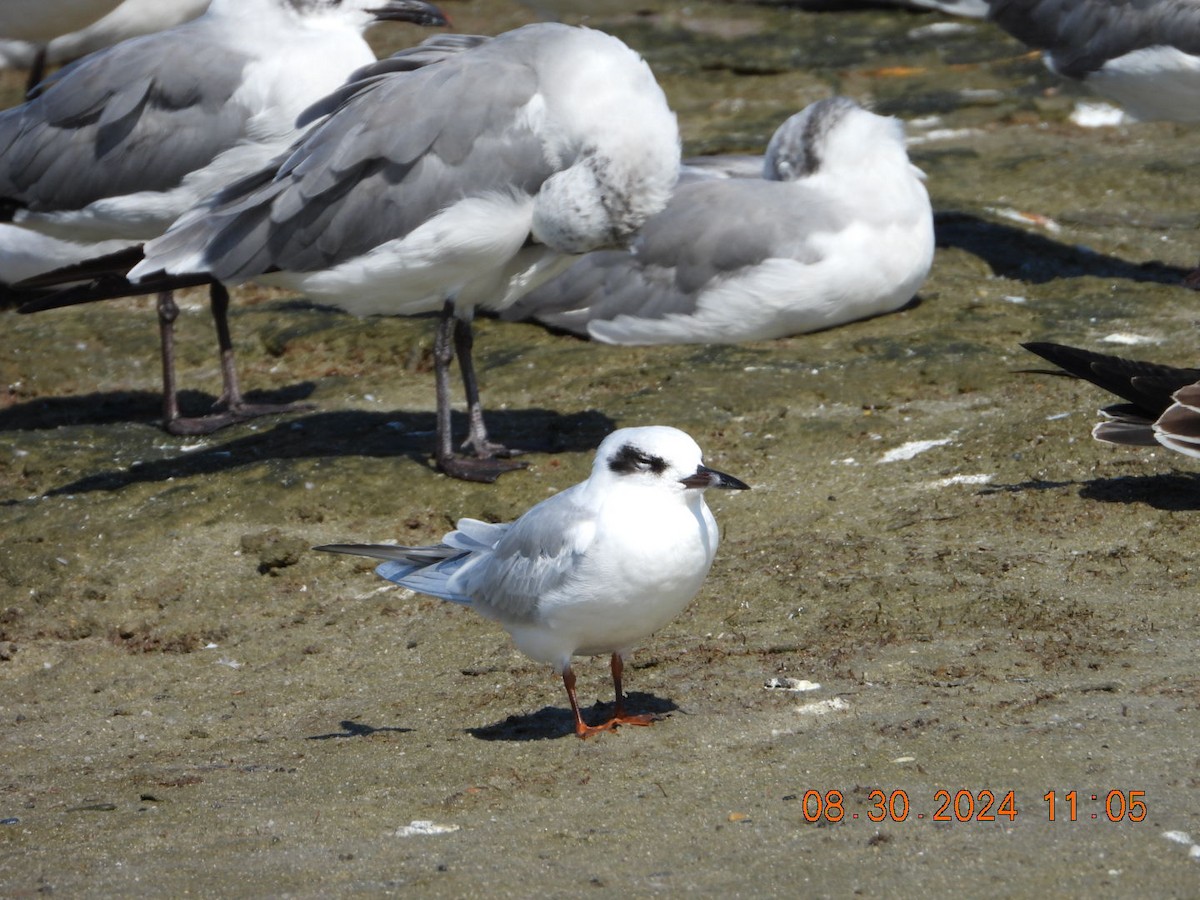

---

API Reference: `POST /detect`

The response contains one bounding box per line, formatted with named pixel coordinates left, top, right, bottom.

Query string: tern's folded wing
left=449, top=486, right=595, bottom=624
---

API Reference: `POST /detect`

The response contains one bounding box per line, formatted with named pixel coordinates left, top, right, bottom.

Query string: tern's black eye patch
left=608, top=443, right=668, bottom=476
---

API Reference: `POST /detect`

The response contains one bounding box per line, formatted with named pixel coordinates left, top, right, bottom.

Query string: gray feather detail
left=375, top=558, right=474, bottom=605
left=299, top=34, right=492, bottom=127
left=148, top=44, right=553, bottom=280
left=0, top=28, right=247, bottom=212
left=316, top=486, right=593, bottom=623
left=449, top=487, right=593, bottom=624
left=509, top=177, right=842, bottom=326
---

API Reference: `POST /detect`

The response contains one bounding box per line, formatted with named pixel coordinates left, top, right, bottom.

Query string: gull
left=58, top=24, right=680, bottom=480
left=317, top=425, right=750, bottom=738
left=1023, top=341, right=1200, bottom=458
left=986, top=0, right=1200, bottom=121
left=3, top=0, right=448, bottom=435
left=504, top=97, right=934, bottom=345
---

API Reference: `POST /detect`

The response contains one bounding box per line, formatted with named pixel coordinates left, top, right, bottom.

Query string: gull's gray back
left=0, top=27, right=247, bottom=212
left=509, top=177, right=846, bottom=324
left=147, top=32, right=556, bottom=280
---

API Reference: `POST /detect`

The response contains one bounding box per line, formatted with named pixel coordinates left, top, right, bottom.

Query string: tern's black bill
left=370, top=1, right=450, bottom=27
left=679, top=465, right=750, bottom=491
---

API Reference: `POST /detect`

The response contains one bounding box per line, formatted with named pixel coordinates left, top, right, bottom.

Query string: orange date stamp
left=795, top=790, right=1148, bottom=823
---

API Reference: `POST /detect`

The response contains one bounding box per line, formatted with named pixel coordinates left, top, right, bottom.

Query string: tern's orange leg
left=563, top=665, right=618, bottom=738
left=608, top=653, right=659, bottom=728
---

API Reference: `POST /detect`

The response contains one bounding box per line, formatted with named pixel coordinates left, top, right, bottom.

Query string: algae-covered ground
left=2, top=1, right=1200, bottom=895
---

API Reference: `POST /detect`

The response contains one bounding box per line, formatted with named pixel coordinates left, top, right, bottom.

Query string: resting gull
left=506, top=97, right=933, bottom=345
left=4, top=0, right=448, bottom=435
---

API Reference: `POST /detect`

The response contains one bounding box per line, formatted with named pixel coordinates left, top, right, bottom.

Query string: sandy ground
left=2, top=1, right=1200, bottom=895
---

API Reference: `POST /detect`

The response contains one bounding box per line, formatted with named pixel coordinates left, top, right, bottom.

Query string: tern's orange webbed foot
left=573, top=711, right=662, bottom=738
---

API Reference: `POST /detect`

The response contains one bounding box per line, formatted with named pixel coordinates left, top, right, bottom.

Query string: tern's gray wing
left=316, top=542, right=477, bottom=605
left=145, top=38, right=551, bottom=281
left=510, top=178, right=842, bottom=327
left=0, top=27, right=247, bottom=212
left=988, top=0, right=1200, bottom=77
left=448, top=487, right=595, bottom=624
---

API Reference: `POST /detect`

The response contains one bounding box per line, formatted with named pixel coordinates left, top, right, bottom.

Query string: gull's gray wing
left=988, top=0, right=1200, bottom=77
left=447, top=486, right=595, bottom=624
left=145, top=34, right=553, bottom=281
left=677, top=153, right=764, bottom=184
left=510, top=177, right=843, bottom=327
left=298, top=33, right=491, bottom=128
left=0, top=25, right=248, bottom=212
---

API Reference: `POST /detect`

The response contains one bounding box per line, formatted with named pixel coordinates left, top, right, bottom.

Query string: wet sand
left=2, top=1, right=1199, bottom=895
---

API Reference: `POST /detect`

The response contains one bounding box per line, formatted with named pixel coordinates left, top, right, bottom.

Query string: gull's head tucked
left=592, top=426, right=750, bottom=495
left=764, top=96, right=906, bottom=183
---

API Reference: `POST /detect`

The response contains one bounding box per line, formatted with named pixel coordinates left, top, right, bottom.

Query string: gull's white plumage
left=317, top=426, right=750, bottom=737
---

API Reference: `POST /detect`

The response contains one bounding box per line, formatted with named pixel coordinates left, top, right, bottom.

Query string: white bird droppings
left=395, top=820, right=461, bottom=837
left=880, top=438, right=952, bottom=463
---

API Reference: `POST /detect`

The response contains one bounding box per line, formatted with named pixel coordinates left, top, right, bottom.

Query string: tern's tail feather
left=314, top=543, right=473, bottom=606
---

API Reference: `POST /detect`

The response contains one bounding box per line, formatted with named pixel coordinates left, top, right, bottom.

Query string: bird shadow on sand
left=0, top=385, right=318, bottom=432
left=980, top=471, right=1200, bottom=510
left=934, top=211, right=1193, bottom=286
left=11, top=406, right=615, bottom=499
left=306, top=719, right=414, bottom=740
left=468, top=692, right=680, bottom=742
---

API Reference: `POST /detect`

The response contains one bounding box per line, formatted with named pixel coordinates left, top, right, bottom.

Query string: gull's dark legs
left=453, top=312, right=525, bottom=462
left=203, top=282, right=312, bottom=425
left=160, top=282, right=311, bottom=436
left=432, top=301, right=526, bottom=483
left=157, top=291, right=184, bottom=429
left=433, top=300, right=459, bottom=471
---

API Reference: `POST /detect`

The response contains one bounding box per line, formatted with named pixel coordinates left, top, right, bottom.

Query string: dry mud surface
left=2, top=1, right=1200, bottom=896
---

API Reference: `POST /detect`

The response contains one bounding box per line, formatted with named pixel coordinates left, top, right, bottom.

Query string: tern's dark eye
left=608, top=443, right=668, bottom=476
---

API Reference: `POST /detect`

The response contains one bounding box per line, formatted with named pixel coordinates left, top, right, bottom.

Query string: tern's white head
left=590, top=426, right=750, bottom=496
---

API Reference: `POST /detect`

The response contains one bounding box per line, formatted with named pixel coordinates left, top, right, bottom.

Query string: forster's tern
left=317, top=425, right=750, bottom=738
left=506, top=97, right=933, bottom=345
left=1023, top=341, right=1200, bottom=459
